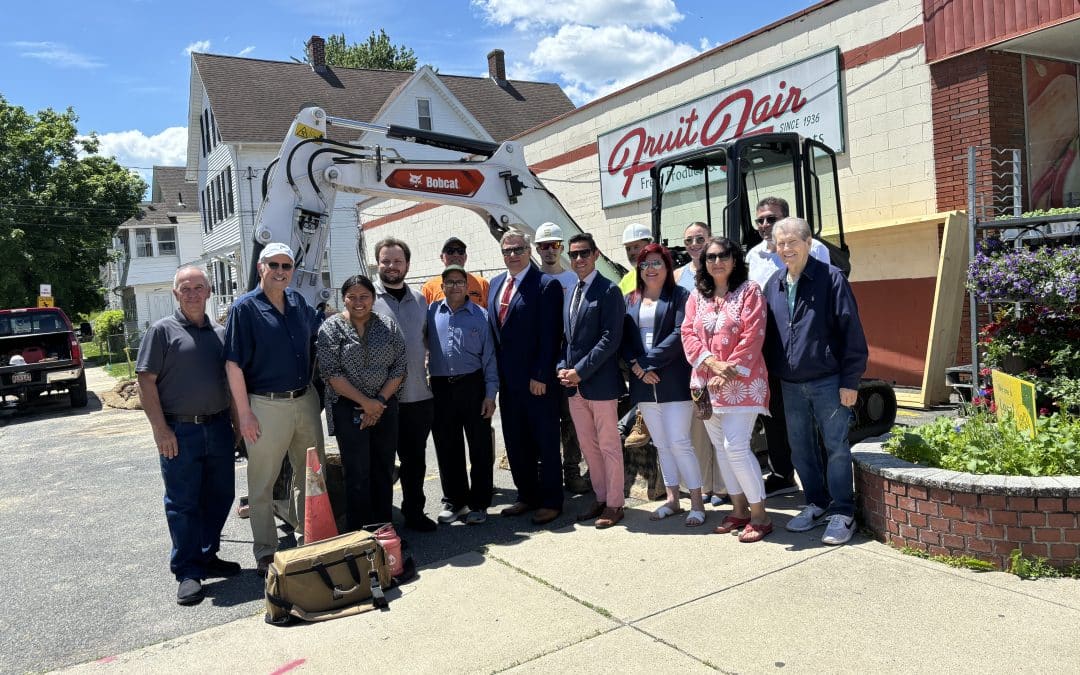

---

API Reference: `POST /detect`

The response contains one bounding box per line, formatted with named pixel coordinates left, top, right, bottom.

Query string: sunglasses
left=705, top=251, right=733, bottom=263
left=754, top=215, right=779, bottom=226
left=567, top=249, right=595, bottom=260
left=536, top=242, right=562, bottom=251
left=683, top=235, right=707, bottom=246
left=501, top=245, right=527, bottom=257
left=264, top=261, right=294, bottom=270
left=639, top=260, right=664, bottom=270
left=443, top=247, right=466, bottom=256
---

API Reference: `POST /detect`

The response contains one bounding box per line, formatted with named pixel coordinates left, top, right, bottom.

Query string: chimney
left=487, top=49, right=506, bottom=82
left=307, top=35, right=326, bottom=73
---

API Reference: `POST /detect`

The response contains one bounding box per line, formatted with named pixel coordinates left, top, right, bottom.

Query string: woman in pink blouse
left=681, top=237, right=773, bottom=542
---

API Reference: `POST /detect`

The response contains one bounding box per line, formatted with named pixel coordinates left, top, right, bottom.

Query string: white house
left=185, top=38, right=575, bottom=316
left=107, top=166, right=202, bottom=333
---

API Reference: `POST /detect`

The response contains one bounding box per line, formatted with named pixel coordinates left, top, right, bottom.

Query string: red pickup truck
left=0, top=307, right=88, bottom=408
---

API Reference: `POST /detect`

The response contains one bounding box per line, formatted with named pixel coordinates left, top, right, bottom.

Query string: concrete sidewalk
left=60, top=499, right=1080, bottom=674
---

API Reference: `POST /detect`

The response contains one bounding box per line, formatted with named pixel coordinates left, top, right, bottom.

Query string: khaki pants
left=247, top=389, right=325, bottom=560
left=687, top=415, right=726, bottom=494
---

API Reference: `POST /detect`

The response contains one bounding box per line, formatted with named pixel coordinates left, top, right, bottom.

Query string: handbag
left=691, top=387, right=712, bottom=420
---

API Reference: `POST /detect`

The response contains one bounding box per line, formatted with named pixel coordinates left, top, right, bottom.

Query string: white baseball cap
left=621, top=222, right=652, bottom=245
left=259, top=242, right=295, bottom=262
left=534, top=222, right=564, bottom=244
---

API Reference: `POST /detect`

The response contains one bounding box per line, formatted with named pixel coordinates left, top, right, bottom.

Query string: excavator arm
left=249, top=106, right=623, bottom=307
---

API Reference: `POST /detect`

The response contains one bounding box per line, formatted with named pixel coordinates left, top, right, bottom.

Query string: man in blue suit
left=488, top=229, right=566, bottom=525
left=558, top=233, right=626, bottom=528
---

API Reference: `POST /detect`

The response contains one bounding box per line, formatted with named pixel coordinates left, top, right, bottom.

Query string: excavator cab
left=649, top=133, right=850, bottom=276
left=649, top=134, right=896, bottom=443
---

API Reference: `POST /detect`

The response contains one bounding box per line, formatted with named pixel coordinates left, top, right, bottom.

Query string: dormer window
left=417, top=98, right=432, bottom=131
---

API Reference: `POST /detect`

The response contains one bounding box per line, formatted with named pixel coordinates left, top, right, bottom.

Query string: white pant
left=703, top=411, right=765, bottom=504
left=639, top=401, right=702, bottom=490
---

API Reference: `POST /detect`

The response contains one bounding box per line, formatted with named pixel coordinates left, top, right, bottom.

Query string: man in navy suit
left=488, top=229, right=566, bottom=525
left=558, top=233, right=626, bottom=528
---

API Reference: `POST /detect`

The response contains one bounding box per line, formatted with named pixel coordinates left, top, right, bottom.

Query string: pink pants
left=567, top=395, right=624, bottom=508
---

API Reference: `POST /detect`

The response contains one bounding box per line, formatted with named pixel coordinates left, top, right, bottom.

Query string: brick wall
left=930, top=50, right=1027, bottom=369
left=856, top=467, right=1080, bottom=570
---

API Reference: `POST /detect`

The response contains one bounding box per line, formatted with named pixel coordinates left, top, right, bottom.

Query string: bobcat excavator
left=249, top=106, right=895, bottom=440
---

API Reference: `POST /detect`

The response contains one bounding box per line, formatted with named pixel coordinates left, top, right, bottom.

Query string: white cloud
left=86, top=127, right=189, bottom=190
left=183, top=40, right=211, bottom=56
left=530, top=25, right=699, bottom=103
left=236, top=46, right=256, bottom=57
left=473, top=0, right=682, bottom=29
left=9, top=41, right=103, bottom=69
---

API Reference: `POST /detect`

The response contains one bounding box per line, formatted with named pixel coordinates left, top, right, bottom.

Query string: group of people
left=136, top=196, right=867, bottom=606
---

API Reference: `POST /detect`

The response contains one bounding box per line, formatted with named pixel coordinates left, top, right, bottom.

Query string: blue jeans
left=781, top=375, right=854, bottom=517
left=160, top=416, right=236, bottom=581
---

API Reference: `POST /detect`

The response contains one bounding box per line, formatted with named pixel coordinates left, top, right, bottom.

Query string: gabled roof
left=190, top=53, right=574, bottom=145
left=117, top=204, right=180, bottom=229
left=150, top=166, right=197, bottom=212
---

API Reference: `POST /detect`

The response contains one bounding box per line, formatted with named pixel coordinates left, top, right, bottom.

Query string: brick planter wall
left=853, top=439, right=1080, bottom=570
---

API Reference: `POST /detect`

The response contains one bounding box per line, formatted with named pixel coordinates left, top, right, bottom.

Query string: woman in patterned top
left=317, top=274, right=407, bottom=531
left=681, top=238, right=773, bottom=542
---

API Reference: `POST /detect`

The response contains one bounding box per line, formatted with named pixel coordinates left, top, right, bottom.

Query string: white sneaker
left=785, top=504, right=827, bottom=532
left=437, top=504, right=468, bottom=523
left=821, top=514, right=856, bottom=545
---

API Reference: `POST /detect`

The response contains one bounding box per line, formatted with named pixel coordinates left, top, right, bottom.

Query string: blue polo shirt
left=224, top=286, right=322, bottom=393
left=427, top=299, right=499, bottom=399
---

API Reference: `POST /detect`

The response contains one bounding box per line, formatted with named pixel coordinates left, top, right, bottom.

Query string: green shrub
left=92, top=310, right=125, bottom=348
left=883, top=410, right=1080, bottom=477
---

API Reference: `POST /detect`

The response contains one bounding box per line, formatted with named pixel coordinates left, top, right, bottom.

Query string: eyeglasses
left=536, top=242, right=561, bottom=251
left=683, top=235, right=707, bottom=246
left=705, top=251, right=733, bottom=263
left=567, top=249, right=594, bottom=260
left=264, top=261, right=294, bottom=270
left=501, top=245, right=527, bottom=257
left=443, top=279, right=467, bottom=287
left=639, top=260, right=664, bottom=270
left=754, top=215, right=779, bottom=226
left=443, top=247, right=466, bottom=256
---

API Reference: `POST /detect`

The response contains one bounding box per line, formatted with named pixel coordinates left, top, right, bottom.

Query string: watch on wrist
left=375, top=393, right=387, bottom=405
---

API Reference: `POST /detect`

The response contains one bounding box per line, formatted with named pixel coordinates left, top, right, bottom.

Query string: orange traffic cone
left=303, top=447, right=338, bottom=544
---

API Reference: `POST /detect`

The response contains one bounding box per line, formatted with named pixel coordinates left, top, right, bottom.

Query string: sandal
left=713, top=515, right=750, bottom=534
left=738, top=521, right=774, bottom=543
left=685, top=510, right=706, bottom=527
left=650, top=503, right=684, bottom=521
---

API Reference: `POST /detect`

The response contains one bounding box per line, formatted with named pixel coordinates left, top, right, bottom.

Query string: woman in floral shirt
left=681, top=238, right=773, bottom=542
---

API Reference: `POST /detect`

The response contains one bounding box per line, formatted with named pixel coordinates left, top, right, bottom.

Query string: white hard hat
left=534, top=222, right=564, bottom=243
left=621, top=222, right=652, bottom=245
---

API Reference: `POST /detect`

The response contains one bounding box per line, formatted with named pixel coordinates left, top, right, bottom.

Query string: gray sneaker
left=821, top=514, right=856, bottom=545
left=785, top=504, right=827, bottom=532
left=465, top=510, right=488, bottom=525
left=438, top=504, right=469, bottom=523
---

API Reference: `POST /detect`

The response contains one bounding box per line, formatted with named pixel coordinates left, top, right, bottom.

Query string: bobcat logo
left=408, top=173, right=423, bottom=187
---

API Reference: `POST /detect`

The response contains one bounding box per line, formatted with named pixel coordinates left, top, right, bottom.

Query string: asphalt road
left=0, top=368, right=607, bottom=674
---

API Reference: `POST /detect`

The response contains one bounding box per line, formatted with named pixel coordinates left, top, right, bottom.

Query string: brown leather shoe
left=576, top=501, right=606, bottom=522
left=595, top=506, right=625, bottom=529
left=256, top=554, right=274, bottom=577
left=500, top=501, right=534, bottom=517
left=531, top=508, right=561, bottom=525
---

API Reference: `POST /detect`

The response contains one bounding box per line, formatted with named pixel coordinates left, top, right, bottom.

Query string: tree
left=311, top=31, right=418, bottom=71
left=0, top=95, right=145, bottom=316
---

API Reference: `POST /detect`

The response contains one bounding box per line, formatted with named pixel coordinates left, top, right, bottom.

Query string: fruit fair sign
left=597, top=49, right=844, bottom=208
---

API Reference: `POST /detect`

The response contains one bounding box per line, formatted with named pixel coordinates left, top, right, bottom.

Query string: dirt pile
left=101, top=379, right=142, bottom=410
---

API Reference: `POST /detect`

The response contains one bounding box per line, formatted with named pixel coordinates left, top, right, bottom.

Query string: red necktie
left=498, top=276, right=515, bottom=325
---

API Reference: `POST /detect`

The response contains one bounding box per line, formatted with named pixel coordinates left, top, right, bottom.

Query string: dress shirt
left=223, top=287, right=321, bottom=393
left=372, top=278, right=432, bottom=403
left=427, top=299, right=499, bottom=399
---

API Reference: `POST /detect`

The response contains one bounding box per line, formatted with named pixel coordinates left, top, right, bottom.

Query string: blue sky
left=1, top=0, right=816, bottom=182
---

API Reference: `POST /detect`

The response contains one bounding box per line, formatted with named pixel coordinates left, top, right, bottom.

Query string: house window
left=202, top=110, right=211, bottom=156
left=199, top=115, right=208, bottom=157
left=118, top=230, right=131, bottom=259
left=201, top=190, right=209, bottom=233
left=134, top=228, right=153, bottom=257
left=225, top=166, right=235, bottom=215
left=157, top=227, right=177, bottom=256
left=417, top=98, right=432, bottom=131
left=209, top=109, right=219, bottom=149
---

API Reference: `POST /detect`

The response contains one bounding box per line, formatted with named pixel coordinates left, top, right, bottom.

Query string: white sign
left=597, top=49, right=845, bottom=208
left=39, top=284, right=52, bottom=297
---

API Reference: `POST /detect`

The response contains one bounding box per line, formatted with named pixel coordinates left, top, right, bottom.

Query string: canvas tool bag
left=264, top=530, right=392, bottom=625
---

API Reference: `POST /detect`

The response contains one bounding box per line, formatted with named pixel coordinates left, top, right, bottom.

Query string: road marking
left=269, top=658, right=306, bottom=675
